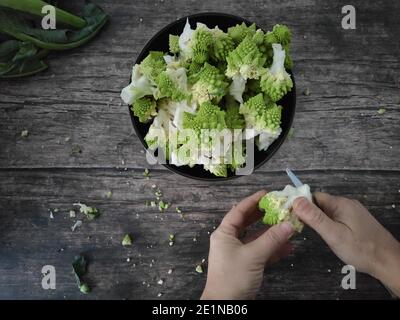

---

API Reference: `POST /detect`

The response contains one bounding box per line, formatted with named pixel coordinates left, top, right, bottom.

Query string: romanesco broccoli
left=169, top=35, right=180, bottom=54
left=227, top=22, right=256, bottom=45
left=140, top=51, right=167, bottom=83
left=131, top=97, right=157, bottom=123
left=226, top=36, right=266, bottom=80
left=121, top=20, right=295, bottom=177
left=260, top=43, right=293, bottom=101
left=191, top=63, right=229, bottom=104
left=156, top=67, right=190, bottom=101
left=258, top=184, right=313, bottom=232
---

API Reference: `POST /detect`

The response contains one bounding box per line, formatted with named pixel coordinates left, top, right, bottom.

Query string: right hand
left=292, top=192, right=400, bottom=296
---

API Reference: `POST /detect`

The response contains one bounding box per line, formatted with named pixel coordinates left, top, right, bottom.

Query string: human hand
left=293, top=192, right=400, bottom=296
left=200, top=190, right=294, bottom=300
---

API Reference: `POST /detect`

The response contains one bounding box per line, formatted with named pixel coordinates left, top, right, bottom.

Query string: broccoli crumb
left=195, top=265, right=203, bottom=274
left=143, top=168, right=150, bottom=178
left=70, top=145, right=82, bottom=155
left=122, top=234, right=133, bottom=246
left=73, top=203, right=99, bottom=220
left=377, top=108, right=386, bottom=115
left=158, top=200, right=169, bottom=212
left=175, top=207, right=182, bottom=214
left=168, top=234, right=175, bottom=241
left=79, top=283, right=91, bottom=294
left=69, top=209, right=76, bottom=218
left=105, top=191, right=113, bottom=199
left=287, top=127, right=294, bottom=139
left=21, top=129, right=29, bottom=137
left=303, top=88, right=310, bottom=96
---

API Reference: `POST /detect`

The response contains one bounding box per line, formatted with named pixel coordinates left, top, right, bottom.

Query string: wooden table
left=0, top=0, right=399, bottom=300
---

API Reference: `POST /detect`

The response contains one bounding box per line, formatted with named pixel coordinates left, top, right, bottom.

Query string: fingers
left=246, top=222, right=294, bottom=261
left=313, top=192, right=339, bottom=219
left=292, top=197, right=341, bottom=243
left=219, top=190, right=266, bottom=237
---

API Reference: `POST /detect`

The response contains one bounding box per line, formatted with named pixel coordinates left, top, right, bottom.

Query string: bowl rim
left=128, top=12, right=296, bottom=181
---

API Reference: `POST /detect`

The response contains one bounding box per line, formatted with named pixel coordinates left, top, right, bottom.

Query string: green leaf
left=72, top=255, right=88, bottom=290
left=0, top=0, right=86, bottom=29
left=0, top=3, right=108, bottom=50
left=0, top=40, right=48, bottom=78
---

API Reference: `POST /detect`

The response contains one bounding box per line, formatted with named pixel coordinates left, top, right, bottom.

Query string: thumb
left=292, top=197, right=341, bottom=243
left=246, top=222, right=294, bottom=262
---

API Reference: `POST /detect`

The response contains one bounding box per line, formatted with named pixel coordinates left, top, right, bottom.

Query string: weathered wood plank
left=0, top=0, right=399, bottom=171
left=0, top=169, right=398, bottom=299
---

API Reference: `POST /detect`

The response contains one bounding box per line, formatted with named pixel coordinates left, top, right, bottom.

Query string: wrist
left=372, top=239, right=400, bottom=296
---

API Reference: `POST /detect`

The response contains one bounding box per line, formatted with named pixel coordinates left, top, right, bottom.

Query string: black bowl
left=129, top=12, right=296, bottom=181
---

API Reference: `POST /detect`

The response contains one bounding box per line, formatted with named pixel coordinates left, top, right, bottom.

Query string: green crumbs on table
left=122, top=234, right=133, bottom=246
left=20, top=129, right=29, bottom=137
left=105, top=191, right=113, bottom=199
left=195, top=265, right=204, bottom=274
left=73, top=203, right=99, bottom=220
left=377, top=108, right=386, bottom=114
left=79, top=283, right=91, bottom=294
left=70, top=145, right=82, bottom=155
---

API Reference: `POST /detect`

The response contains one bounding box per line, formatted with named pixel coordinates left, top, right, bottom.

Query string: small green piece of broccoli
left=260, top=44, right=293, bottom=101
left=131, top=97, right=157, bottom=123
left=73, top=203, right=99, bottom=220
left=258, top=184, right=313, bottom=232
left=169, top=34, right=180, bottom=54
left=122, top=234, right=133, bottom=246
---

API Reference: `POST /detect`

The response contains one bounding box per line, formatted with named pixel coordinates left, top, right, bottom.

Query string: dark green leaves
left=0, top=1, right=108, bottom=78
left=0, top=40, right=48, bottom=78
left=72, top=255, right=91, bottom=294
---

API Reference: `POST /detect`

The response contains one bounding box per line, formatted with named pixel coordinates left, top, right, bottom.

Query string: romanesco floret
left=191, top=63, right=229, bottom=105
left=258, top=184, right=312, bottom=232
left=140, top=51, right=167, bottom=83
left=226, top=36, right=266, bottom=80
left=210, top=29, right=235, bottom=62
left=227, top=22, right=257, bottom=45
left=156, top=67, right=190, bottom=101
left=239, top=93, right=282, bottom=133
left=120, top=64, right=158, bottom=105
left=265, top=24, right=292, bottom=69
left=260, top=43, right=293, bottom=102
left=169, top=35, right=180, bottom=54
left=225, top=98, right=245, bottom=129
left=131, top=97, right=157, bottom=123
left=144, top=99, right=178, bottom=159
left=191, top=26, right=213, bottom=64
left=184, top=101, right=227, bottom=132
left=265, top=24, right=291, bottom=46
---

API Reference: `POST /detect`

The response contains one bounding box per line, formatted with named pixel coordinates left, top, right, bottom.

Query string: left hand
left=200, top=190, right=295, bottom=300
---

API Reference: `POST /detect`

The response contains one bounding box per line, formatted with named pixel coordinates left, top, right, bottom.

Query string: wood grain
left=0, top=0, right=399, bottom=299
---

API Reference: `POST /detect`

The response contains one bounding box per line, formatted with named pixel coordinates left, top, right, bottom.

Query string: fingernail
left=293, top=197, right=309, bottom=213
left=280, top=222, right=294, bottom=237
